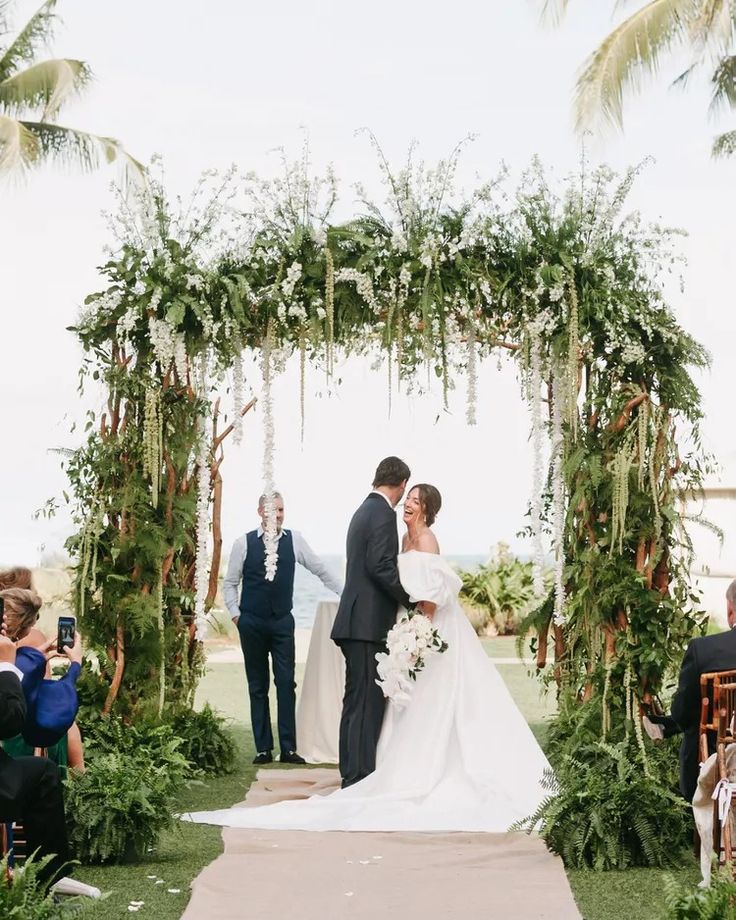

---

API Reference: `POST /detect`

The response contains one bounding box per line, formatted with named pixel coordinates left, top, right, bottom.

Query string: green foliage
left=458, top=543, right=540, bottom=635
left=664, top=869, right=736, bottom=919
left=66, top=719, right=190, bottom=864
left=165, top=704, right=236, bottom=776
left=0, top=852, right=92, bottom=918
left=521, top=735, right=690, bottom=870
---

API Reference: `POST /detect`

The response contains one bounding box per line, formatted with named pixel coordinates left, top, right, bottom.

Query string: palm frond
left=539, top=0, right=573, bottom=26
left=574, top=0, right=693, bottom=132
left=2, top=120, right=146, bottom=189
left=0, top=58, right=91, bottom=119
left=712, top=126, right=736, bottom=155
left=0, top=0, right=59, bottom=81
left=709, top=54, right=736, bottom=114
left=671, top=60, right=701, bottom=90
left=0, top=1, right=14, bottom=38
left=687, top=0, right=734, bottom=56
left=0, top=111, right=37, bottom=170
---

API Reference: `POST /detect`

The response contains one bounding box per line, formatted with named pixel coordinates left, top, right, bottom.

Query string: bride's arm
left=413, top=530, right=440, bottom=620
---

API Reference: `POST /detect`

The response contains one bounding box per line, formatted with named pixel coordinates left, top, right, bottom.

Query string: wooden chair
left=699, top=669, right=736, bottom=865
left=1, top=823, right=11, bottom=881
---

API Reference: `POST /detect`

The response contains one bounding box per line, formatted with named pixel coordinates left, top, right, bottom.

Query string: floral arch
left=65, top=142, right=708, bottom=859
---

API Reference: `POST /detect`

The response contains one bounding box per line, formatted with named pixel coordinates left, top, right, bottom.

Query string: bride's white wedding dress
left=183, top=551, right=552, bottom=832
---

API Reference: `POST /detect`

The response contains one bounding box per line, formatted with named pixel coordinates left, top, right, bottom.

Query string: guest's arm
left=365, top=519, right=411, bottom=608
left=671, top=639, right=701, bottom=732
left=223, top=536, right=246, bottom=622
left=293, top=532, right=343, bottom=596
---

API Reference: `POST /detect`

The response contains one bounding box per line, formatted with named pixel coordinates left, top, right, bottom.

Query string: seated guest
left=0, top=629, right=71, bottom=887
left=0, top=589, right=84, bottom=773
left=650, top=579, right=736, bottom=801
left=0, top=579, right=85, bottom=772
left=0, top=567, right=32, bottom=591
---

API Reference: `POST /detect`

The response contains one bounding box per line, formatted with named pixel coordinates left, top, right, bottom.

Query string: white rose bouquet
left=375, top=610, right=449, bottom=708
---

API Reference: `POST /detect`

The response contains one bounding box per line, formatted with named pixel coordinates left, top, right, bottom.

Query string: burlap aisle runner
left=182, top=768, right=581, bottom=920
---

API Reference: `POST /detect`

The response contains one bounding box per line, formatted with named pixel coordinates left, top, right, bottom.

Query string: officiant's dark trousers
left=338, top=640, right=385, bottom=788
left=238, top=613, right=297, bottom=755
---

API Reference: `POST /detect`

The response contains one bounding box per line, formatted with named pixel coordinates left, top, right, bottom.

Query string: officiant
left=223, top=492, right=343, bottom=766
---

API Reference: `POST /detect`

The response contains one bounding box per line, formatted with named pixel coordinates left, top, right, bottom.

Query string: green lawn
left=71, top=639, right=699, bottom=920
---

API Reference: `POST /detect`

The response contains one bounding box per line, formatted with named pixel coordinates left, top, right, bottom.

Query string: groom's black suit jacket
left=331, top=493, right=411, bottom=644
left=670, top=627, right=736, bottom=800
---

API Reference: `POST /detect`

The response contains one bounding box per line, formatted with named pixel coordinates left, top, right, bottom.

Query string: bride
left=183, top=484, right=552, bottom=833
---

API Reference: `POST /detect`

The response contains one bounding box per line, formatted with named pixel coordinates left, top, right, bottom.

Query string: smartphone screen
left=57, top=616, right=75, bottom=653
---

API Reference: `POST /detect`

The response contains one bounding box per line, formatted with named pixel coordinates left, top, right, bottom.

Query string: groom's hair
left=373, top=457, right=411, bottom=488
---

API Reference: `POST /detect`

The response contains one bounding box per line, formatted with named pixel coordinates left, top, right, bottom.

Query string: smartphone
left=0, top=596, right=4, bottom=631
left=57, top=616, right=76, bottom=653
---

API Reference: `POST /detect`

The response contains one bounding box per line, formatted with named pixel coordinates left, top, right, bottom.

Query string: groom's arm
left=365, top=519, right=411, bottom=608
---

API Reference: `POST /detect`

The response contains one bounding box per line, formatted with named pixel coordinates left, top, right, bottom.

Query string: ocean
left=292, top=554, right=487, bottom=628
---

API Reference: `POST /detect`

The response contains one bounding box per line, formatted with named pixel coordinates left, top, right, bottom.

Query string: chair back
left=700, top=670, right=736, bottom=763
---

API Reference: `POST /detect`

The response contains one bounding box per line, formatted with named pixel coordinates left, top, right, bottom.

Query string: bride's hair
left=410, top=484, right=442, bottom=527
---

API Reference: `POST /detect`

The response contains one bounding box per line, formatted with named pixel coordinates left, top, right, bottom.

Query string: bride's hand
left=417, top=601, right=436, bottom=621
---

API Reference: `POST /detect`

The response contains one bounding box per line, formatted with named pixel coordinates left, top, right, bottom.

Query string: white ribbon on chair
left=711, top=779, right=736, bottom=823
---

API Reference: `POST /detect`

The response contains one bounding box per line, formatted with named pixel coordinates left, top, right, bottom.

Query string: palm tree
left=544, top=1, right=736, bottom=157
left=0, top=0, right=142, bottom=179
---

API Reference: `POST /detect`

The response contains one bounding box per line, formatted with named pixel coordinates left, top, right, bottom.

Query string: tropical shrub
left=521, top=736, right=690, bottom=870
left=166, top=704, right=236, bottom=776
left=65, top=719, right=190, bottom=864
left=458, top=543, right=540, bottom=635
left=664, top=869, right=736, bottom=919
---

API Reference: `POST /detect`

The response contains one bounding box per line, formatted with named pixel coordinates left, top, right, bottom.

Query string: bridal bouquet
left=375, top=610, right=449, bottom=708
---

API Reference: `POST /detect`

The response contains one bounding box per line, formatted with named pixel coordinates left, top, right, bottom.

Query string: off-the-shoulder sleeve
left=398, top=553, right=461, bottom=608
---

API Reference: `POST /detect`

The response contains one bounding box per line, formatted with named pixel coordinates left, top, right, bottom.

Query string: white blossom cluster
left=193, top=362, right=211, bottom=639
left=551, top=368, right=567, bottom=626
left=260, top=328, right=279, bottom=581
left=232, top=346, right=245, bottom=445
left=375, top=611, right=449, bottom=708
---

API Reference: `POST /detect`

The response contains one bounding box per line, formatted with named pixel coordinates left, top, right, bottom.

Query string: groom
left=331, top=456, right=412, bottom=787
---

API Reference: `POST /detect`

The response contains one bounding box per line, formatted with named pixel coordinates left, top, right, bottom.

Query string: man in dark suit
left=331, top=456, right=412, bottom=788
left=0, top=631, right=70, bottom=886
left=655, top=580, right=736, bottom=801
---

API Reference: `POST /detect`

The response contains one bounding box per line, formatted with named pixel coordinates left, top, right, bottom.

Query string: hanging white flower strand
left=193, top=358, right=211, bottom=640
left=261, top=319, right=279, bottom=581
left=465, top=313, right=477, bottom=426
left=528, top=328, right=545, bottom=595
left=551, top=367, right=567, bottom=626
left=232, top=344, right=245, bottom=446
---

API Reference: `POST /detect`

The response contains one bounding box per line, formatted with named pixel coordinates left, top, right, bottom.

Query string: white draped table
left=296, top=600, right=345, bottom=764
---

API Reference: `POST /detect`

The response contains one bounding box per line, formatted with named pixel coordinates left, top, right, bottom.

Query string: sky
left=1, top=0, right=735, bottom=566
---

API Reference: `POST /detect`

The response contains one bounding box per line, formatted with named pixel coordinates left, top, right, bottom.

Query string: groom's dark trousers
left=331, top=493, right=411, bottom=788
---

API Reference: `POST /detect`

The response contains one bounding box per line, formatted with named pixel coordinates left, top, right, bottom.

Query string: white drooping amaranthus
left=334, top=267, right=380, bottom=314
left=193, top=359, right=211, bottom=640
left=261, top=320, right=279, bottom=581
left=465, top=312, right=477, bottom=426
left=232, top=344, right=245, bottom=446
left=551, top=367, right=567, bottom=626
left=528, top=328, right=546, bottom=595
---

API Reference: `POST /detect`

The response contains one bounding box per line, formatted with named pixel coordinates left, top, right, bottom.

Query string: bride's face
left=402, top=489, right=424, bottom=527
